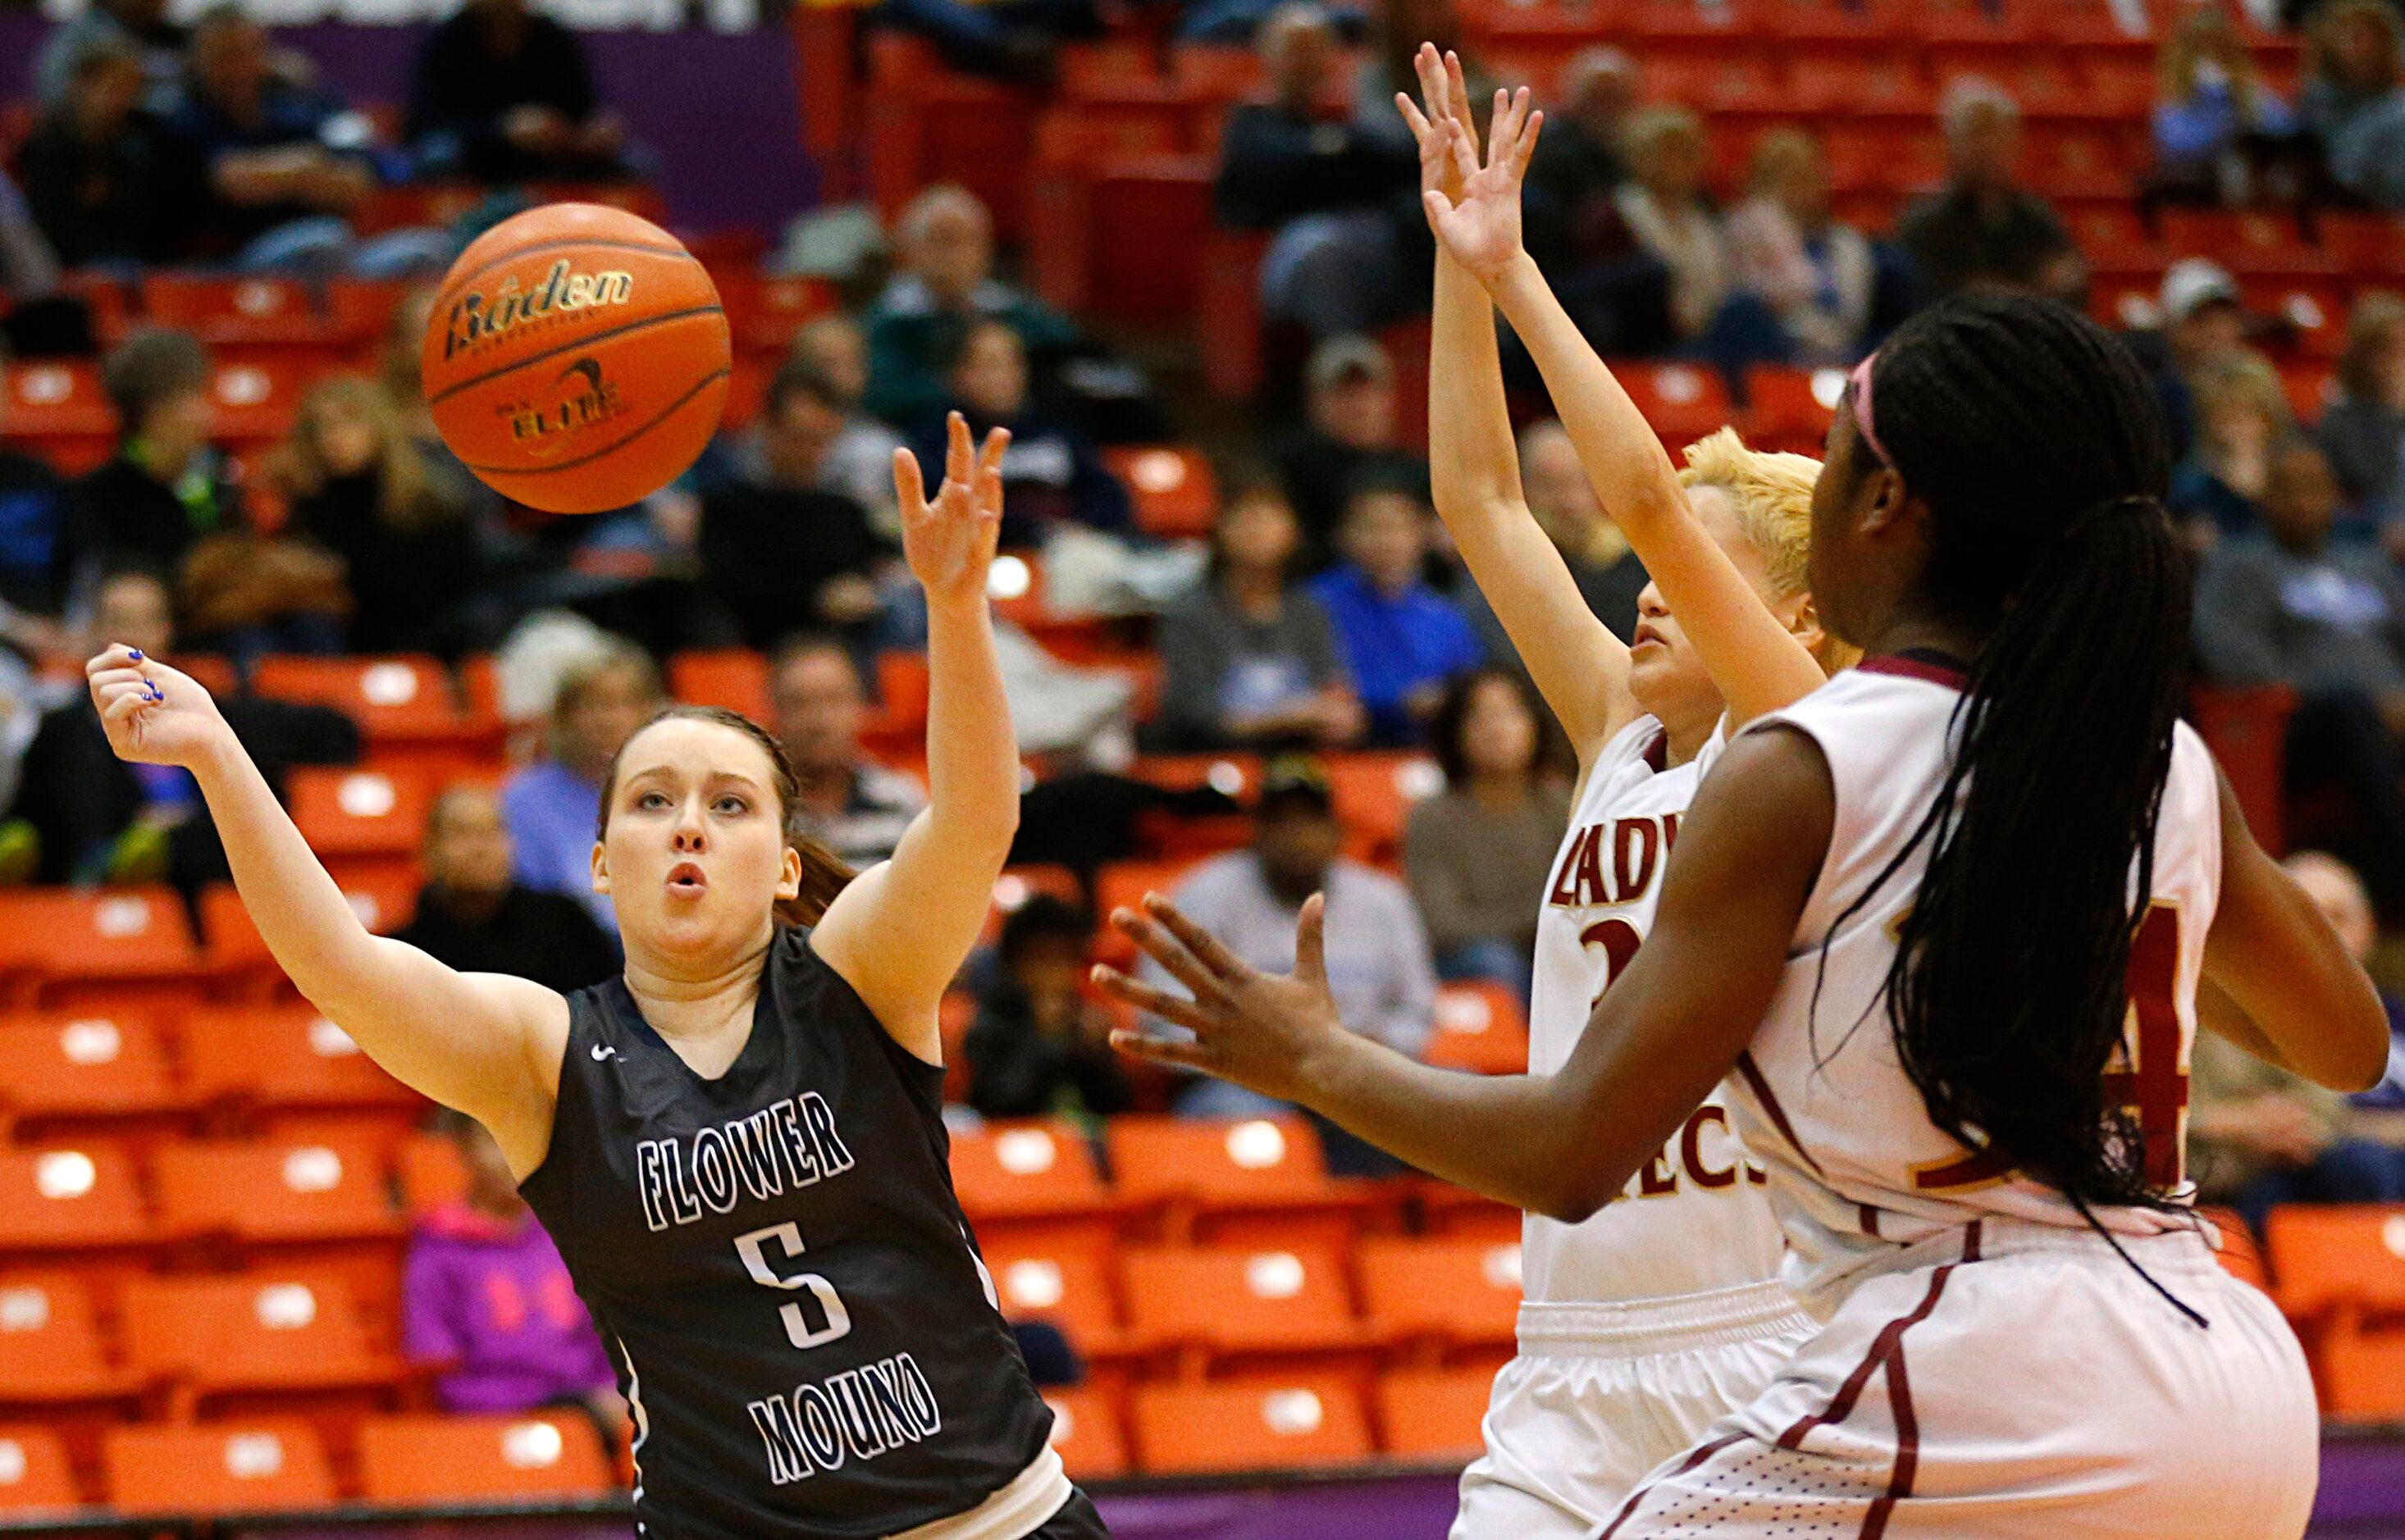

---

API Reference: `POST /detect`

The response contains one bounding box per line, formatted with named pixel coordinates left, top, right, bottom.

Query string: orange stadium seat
left=1132, top=1376, right=1372, bottom=1474
left=2316, top=210, right=2405, bottom=283
left=0, top=888, right=203, bottom=1012
left=1607, top=360, right=1733, bottom=447
left=0, top=1146, right=150, bottom=1257
left=1107, top=1116, right=1368, bottom=1245
left=120, top=1273, right=408, bottom=1416
left=153, top=1139, right=404, bottom=1247
left=105, top=1420, right=336, bottom=1514
left=2, top=361, right=115, bottom=474
left=1423, top=982, right=1531, bottom=1076
left=1417, top=1181, right=1525, bottom=1243
left=1742, top=365, right=1842, bottom=452
left=1324, top=752, right=1442, bottom=866
left=356, top=1412, right=613, bottom=1501
left=949, top=1122, right=1116, bottom=1230
left=2322, top=1326, right=2405, bottom=1422
left=180, top=1005, right=422, bottom=1115
left=1357, top=1237, right=1522, bottom=1352
left=1376, top=1367, right=1494, bottom=1459
left=0, top=1425, right=80, bottom=1512
left=250, top=654, right=477, bottom=746
left=208, top=358, right=311, bottom=447
left=397, top=1132, right=468, bottom=1215
left=0, top=1014, right=185, bottom=1137
left=983, top=1238, right=1126, bottom=1357
left=286, top=767, right=433, bottom=861
left=2266, top=1205, right=2405, bottom=1320
left=141, top=275, right=336, bottom=345
left=1105, top=446, right=1218, bottom=540
left=670, top=648, right=774, bottom=719
left=1120, top=1242, right=1368, bottom=1361
left=0, top=1273, right=142, bottom=1405
left=1038, top=1387, right=1128, bottom=1480
left=711, top=273, right=837, bottom=358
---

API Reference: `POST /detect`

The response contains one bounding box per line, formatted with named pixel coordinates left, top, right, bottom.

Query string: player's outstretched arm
left=1422, top=52, right=1823, bottom=730
left=814, top=413, right=1019, bottom=1064
left=2202, top=769, right=2389, bottom=1091
left=1095, top=727, right=1832, bottom=1220
left=1402, top=48, right=1633, bottom=761
left=85, top=647, right=567, bottom=1174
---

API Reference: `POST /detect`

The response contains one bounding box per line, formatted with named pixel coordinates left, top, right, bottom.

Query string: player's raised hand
left=1094, top=892, right=1349, bottom=1105
left=896, top=411, right=1008, bottom=608
left=85, top=645, right=233, bottom=770
left=1422, top=72, right=1541, bottom=286
left=1396, top=43, right=1475, bottom=227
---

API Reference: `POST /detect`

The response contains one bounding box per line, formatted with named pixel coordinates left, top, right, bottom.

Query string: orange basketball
left=422, top=203, right=731, bottom=514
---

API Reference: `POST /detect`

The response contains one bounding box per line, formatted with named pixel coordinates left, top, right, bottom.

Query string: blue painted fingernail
left=125, top=649, right=143, bottom=661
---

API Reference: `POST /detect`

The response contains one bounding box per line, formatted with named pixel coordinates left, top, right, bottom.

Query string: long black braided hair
left=1831, top=293, right=2188, bottom=1211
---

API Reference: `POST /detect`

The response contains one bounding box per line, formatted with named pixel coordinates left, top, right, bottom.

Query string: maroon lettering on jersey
left=1548, top=827, right=1590, bottom=907
left=1573, top=826, right=1609, bottom=906
left=1612, top=818, right=1660, bottom=904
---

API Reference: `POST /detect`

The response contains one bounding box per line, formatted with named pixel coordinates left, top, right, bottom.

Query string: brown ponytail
left=596, top=704, right=858, bottom=927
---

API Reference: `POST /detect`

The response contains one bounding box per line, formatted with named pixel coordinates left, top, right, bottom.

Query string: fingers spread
left=1089, top=967, right=1216, bottom=1034
left=1112, top=905, right=1225, bottom=1000
left=977, top=425, right=1012, bottom=477
left=1142, top=893, right=1253, bottom=982
left=1513, top=108, right=1544, bottom=178
left=944, top=411, right=972, bottom=486
left=1396, top=90, right=1432, bottom=144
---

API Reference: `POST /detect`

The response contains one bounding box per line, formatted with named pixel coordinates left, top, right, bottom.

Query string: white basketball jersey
left=1728, top=656, right=2223, bottom=1314
left=1522, top=715, right=1789, bottom=1305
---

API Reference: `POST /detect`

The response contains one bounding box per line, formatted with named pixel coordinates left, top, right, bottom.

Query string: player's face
left=1626, top=485, right=1767, bottom=724
left=596, top=719, right=802, bottom=964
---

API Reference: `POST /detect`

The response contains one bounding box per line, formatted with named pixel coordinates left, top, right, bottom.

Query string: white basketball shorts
left=1451, top=1279, right=1817, bottom=1540
left=1598, top=1217, right=2319, bottom=1539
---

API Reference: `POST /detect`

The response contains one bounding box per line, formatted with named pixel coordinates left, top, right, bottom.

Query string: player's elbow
left=1530, top=1164, right=1620, bottom=1225
left=2331, top=1019, right=2392, bottom=1094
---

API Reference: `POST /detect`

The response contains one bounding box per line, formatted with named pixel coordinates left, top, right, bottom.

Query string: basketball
left=421, top=203, right=731, bottom=513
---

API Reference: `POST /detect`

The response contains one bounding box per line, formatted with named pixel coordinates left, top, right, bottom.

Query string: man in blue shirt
left=168, top=8, right=374, bottom=266
left=499, top=640, right=660, bottom=940
left=1307, top=482, right=1482, bottom=745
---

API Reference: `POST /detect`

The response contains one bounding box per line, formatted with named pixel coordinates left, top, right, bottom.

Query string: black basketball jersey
left=520, top=926, right=1056, bottom=1538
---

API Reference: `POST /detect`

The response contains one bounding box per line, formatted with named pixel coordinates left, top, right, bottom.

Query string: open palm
left=1414, top=69, right=1540, bottom=285
left=896, top=411, right=1008, bottom=608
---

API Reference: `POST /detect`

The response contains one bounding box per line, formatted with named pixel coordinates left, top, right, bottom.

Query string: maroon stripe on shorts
left=1777, top=1260, right=1959, bottom=1451
left=1595, top=1433, right=1749, bottom=1540
left=1860, top=1332, right=1923, bottom=1539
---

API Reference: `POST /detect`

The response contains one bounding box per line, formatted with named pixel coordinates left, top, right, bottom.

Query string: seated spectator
left=74, top=330, right=349, bottom=662
left=1140, top=757, right=1435, bottom=1171
left=0, top=169, right=60, bottom=325
left=404, top=1110, right=623, bottom=1429
left=394, top=784, right=617, bottom=994
left=910, top=321, right=1129, bottom=548
left=1215, top=3, right=1419, bottom=341
left=1899, top=79, right=2084, bottom=307
left=2195, top=435, right=2405, bottom=915
left=2169, top=351, right=2293, bottom=542
left=2149, top=5, right=2300, bottom=207
left=2302, top=0, right=2405, bottom=208
left=789, top=315, right=905, bottom=531
left=1614, top=107, right=1734, bottom=350
left=964, top=895, right=1133, bottom=1121
left=1726, top=129, right=1875, bottom=367
left=1523, top=46, right=1636, bottom=276
left=1403, top=669, right=1568, bottom=1001
left=21, top=39, right=188, bottom=269
left=1307, top=485, right=1483, bottom=745
left=500, top=639, right=660, bottom=932
left=2130, top=258, right=2251, bottom=463
left=863, top=185, right=1079, bottom=426
left=1267, top=335, right=1431, bottom=569
left=278, top=376, right=486, bottom=657
left=406, top=0, right=631, bottom=185
left=701, top=363, right=893, bottom=649
left=2296, top=850, right=2405, bottom=1149
left=8, top=567, right=355, bottom=891
left=1156, top=484, right=1362, bottom=751
left=167, top=9, right=377, bottom=271
left=34, top=0, right=186, bottom=114
left=2319, top=292, right=2405, bottom=519
left=2190, top=1009, right=2403, bottom=1239
left=0, top=347, right=73, bottom=628
left=1453, top=421, right=1648, bottom=662
left=768, top=635, right=926, bottom=868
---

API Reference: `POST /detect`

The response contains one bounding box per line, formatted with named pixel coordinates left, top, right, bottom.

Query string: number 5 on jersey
left=736, top=1222, right=853, bottom=1350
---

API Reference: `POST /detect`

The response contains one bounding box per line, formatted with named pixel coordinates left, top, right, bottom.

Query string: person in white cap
left=2136, top=256, right=2251, bottom=461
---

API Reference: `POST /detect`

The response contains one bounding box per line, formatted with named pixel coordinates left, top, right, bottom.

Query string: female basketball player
left=1103, top=289, right=2389, bottom=1531
left=1397, top=51, right=1833, bottom=1535
left=88, top=415, right=1109, bottom=1540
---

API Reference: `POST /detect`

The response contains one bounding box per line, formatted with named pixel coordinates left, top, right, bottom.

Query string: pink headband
left=1849, top=353, right=1891, bottom=467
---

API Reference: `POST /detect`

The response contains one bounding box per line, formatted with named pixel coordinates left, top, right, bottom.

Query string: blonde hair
left=2338, top=290, right=2405, bottom=401
left=2160, top=6, right=2261, bottom=105
left=1746, top=128, right=1821, bottom=197
left=1622, top=106, right=1704, bottom=175
left=2190, top=350, right=2293, bottom=440
left=1677, top=427, right=1860, bottom=672
left=281, top=374, right=459, bottom=535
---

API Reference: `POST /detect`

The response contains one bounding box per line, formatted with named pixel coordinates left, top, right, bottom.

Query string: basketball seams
left=425, top=305, right=728, bottom=407
left=433, top=237, right=694, bottom=308
left=459, top=367, right=730, bottom=480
